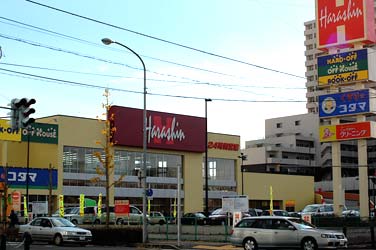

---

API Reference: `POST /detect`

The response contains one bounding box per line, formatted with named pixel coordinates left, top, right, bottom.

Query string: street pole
left=101, top=38, right=148, bottom=243
left=238, top=153, right=247, bottom=195
left=204, top=98, right=211, bottom=216
left=26, top=126, right=31, bottom=221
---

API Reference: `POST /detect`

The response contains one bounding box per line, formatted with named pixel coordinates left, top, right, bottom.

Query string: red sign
left=208, top=141, right=239, bottom=151
left=115, top=200, right=129, bottom=215
left=109, top=106, right=206, bottom=152
left=316, top=0, right=376, bottom=49
left=336, top=121, right=371, bottom=140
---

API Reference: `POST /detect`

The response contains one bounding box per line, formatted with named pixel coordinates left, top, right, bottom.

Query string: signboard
left=110, top=106, right=206, bottom=152
left=208, top=141, right=240, bottom=151
left=302, top=213, right=312, bottom=224
left=316, top=0, right=376, bottom=50
left=319, top=89, right=375, bottom=117
left=32, top=201, right=48, bottom=215
left=0, top=167, right=58, bottom=189
left=11, top=191, right=21, bottom=211
left=115, top=200, right=130, bottom=215
left=320, top=121, right=376, bottom=142
left=222, top=195, right=249, bottom=213
left=0, top=119, right=58, bottom=144
left=317, top=49, right=376, bottom=86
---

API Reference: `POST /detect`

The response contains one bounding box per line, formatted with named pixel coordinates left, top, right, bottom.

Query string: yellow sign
left=0, top=119, right=21, bottom=141
left=79, top=194, right=84, bottom=217
left=23, top=196, right=28, bottom=219
left=59, top=195, right=64, bottom=217
left=319, top=125, right=336, bottom=142
left=97, top=193, right=102, bottom=217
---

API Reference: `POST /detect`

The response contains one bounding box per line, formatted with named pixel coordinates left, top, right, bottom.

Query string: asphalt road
left=9, top=242, right=373, bottom=250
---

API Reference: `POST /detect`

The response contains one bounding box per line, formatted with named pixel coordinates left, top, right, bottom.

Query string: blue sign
left=319, top=89, right=370, bottom=118
left=0, top=166, right=58, bottom=189
left=146, top=188, right=153, bottom=197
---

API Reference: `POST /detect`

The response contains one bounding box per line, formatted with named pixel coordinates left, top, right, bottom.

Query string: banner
left=269, top=186, right=273, bottom=215
left=79, top=194, right=84, bottom=217
left=97, top=193, right=102, bottom=217
left=23, top=196, right=27, bottom=219
left=59, top=195, right=64, bottom=217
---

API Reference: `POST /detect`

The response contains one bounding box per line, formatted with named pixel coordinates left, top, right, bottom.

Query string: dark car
left=209, top=208, right=250, bottom=225
left=181, top=212, right=209, bottom=225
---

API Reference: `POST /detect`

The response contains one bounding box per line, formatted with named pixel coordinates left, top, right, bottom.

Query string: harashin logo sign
left=146, top=115, right=186, bottom=144
left=318, top=0, right=363, bottom=29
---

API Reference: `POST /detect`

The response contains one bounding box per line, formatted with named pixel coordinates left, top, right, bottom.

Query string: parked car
left=261, top=209, right=289, bottom=216
left=117, top=205, right=150, bottom=225
left=19, top=217, right=92, bottom=246
left=300, top=204, right=348, bottom=217
left=63, top=206, right=115, bottom=225
left=181, top=212, right=209, bottom=225
left=229, top=216, right=347, bottom=250
left=149, top=211, right=167, bottom=225
left=248, top=208, right=262, bottom=216
left=209, top=208, right=250, bottom=225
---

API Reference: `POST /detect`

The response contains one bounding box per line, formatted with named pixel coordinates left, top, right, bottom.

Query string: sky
left=0, top=0, right=315, bottom=147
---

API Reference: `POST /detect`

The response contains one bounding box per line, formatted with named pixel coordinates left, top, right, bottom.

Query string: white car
left=19, top=217, right=92, bottom=246
left=229, top=216, right=347, bottom=250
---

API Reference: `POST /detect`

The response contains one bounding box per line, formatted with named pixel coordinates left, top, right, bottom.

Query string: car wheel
left=94, top=219, right=100, bottom=224
left=301, top=237, right=317, bottom=250
left=71, top=219, right=78, bottom=225
left=116, top=218, right=123, bottom=225
left=159, top=220, right=165, bottom=225
left=243, top=237, right=258, bottom=250
left=53, top=234, right=63, bottom=246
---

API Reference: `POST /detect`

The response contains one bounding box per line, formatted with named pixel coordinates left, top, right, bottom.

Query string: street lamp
left=101, top=38, right=148, bottom=243
left=238, top=153, right=247, bottom=195
left=204, top=98, right=211, bottom=216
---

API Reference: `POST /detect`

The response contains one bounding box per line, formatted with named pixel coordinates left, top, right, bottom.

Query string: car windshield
left=302, top=205, right=320, bottom=213
left=195, top=213, right=206, bottom=218
left=51, top=217, right=76, bottom=227
left=288, top=218, right=316, bottom=229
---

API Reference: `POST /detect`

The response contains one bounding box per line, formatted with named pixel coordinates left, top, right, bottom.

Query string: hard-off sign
left=316, top=0, right=376, bottom=50
left=317, top=48, right=376, bottom=86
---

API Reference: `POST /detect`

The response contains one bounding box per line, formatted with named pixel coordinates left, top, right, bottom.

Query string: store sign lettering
left=316, top=0, right=376, bottom=49
left=7, top=171, right=37, bottom=182
left=208, top=141, right=239, bottom=151
left=146, top=115, right=185, bottom=144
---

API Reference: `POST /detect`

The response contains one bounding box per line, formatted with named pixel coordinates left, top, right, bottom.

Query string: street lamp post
left=204, top=98, right=211, bottom=216
left=101, top=38, right=148, bottom=243
left=238, top=153, right=247, bottom=195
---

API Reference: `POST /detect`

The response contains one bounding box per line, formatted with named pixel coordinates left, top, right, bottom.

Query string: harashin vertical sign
left=316, top=0, right=376, bottom=50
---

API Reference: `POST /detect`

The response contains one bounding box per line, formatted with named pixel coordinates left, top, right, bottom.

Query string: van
left=64, top=206, right=115, bottom=225
left=116, top=205, right=150, bottom=225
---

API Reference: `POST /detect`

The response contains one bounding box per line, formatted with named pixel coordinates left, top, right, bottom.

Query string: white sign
left=32, top=201, right=48, bottom=215
left=301, top=213, right=312, bottom=224
left=222, top=195, right=249, bottom=213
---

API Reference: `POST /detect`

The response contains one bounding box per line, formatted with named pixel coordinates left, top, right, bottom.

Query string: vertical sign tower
left=316, top=0, right=376, bottom=217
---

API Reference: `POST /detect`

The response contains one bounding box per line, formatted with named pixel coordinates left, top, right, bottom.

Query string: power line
left=0, top=35, right=306, bottom=92
left=0, top=67, right=306, bottom=103
left=0, top=16, right=242, bottom=79
left=25, top=0, right=306, bottom=80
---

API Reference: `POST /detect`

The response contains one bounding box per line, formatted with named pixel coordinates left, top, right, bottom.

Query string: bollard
left=0, top=234, right=6, bottom=250
left=23, top=233, right=31, bottom=250
left=371, top=225, right=375, bottom=248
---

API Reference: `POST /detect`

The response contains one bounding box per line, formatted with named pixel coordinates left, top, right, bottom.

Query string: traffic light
left=18, top=98, right=36, bottom=128
left=9, top=98, right=36, bottom=130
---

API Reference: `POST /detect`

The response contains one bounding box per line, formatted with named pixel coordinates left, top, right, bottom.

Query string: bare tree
left=91, top=89, right=124, bottom=227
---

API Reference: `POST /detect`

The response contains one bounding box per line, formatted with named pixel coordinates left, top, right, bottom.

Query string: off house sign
left=316, top=0, right=376, bottom=49
left=109, top=106, right=206, bottom=152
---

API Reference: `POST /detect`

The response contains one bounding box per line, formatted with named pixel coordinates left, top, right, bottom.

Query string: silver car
left=229, top=216, right=347, bottom=250
left=19, top=217, right=92, bottom=246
